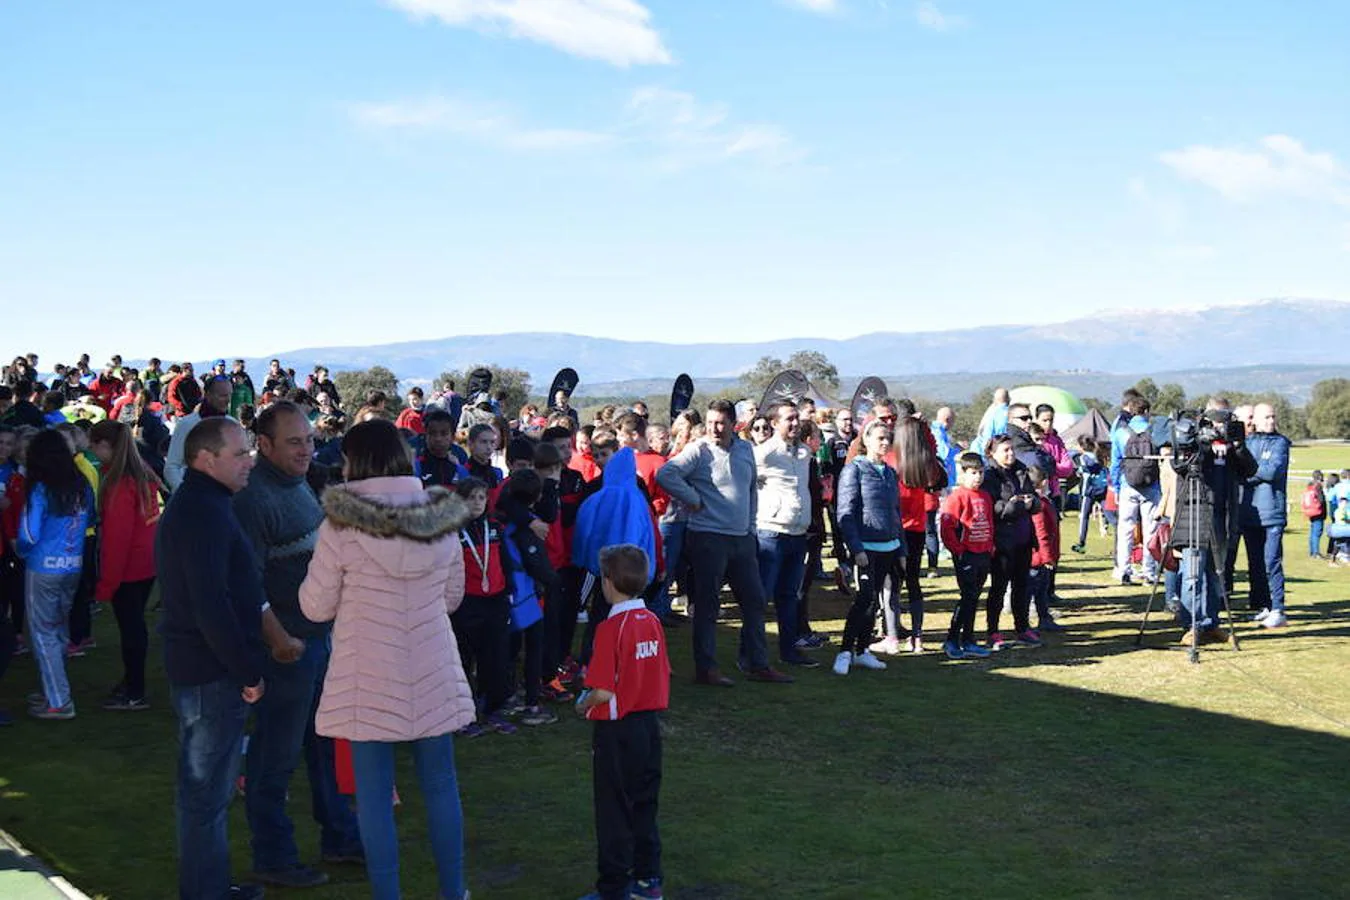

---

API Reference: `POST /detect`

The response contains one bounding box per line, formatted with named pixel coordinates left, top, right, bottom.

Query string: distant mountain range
left=239, top=298, right=1350, bottom=404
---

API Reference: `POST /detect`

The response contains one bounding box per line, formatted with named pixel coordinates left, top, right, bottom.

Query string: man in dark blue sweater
left=233, top=402, right=360, bottom=887
left=159, top=416, right=267, bottom=900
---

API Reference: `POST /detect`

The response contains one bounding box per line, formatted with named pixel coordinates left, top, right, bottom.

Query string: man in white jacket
left=164, top=376, right=235, bottom=492
left=754, top=401, right=817, bottom=668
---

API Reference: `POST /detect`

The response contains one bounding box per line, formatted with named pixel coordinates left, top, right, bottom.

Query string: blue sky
left=3, top=0, right=1348, bottom=366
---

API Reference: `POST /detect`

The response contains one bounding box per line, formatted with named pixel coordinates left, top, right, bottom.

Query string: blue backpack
left=501, top=522, right=544, bottom=632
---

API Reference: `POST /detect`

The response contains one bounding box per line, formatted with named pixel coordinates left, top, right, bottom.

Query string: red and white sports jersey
left=585, top=600, right=671, bottom=721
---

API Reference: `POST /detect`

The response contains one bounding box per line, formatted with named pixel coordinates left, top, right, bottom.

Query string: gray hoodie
left=656, top=437, right=758, bottom=537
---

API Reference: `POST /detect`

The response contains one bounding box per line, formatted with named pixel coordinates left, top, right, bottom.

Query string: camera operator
left=1169, top=401, right=1257, bottom=645
left=1240, top=403, right=1291, bottom=629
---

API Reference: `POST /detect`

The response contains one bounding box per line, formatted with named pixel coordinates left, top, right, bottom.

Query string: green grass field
left=3, top=444, right=1350, bottom=899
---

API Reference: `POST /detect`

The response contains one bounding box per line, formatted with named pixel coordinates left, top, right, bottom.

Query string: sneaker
left=868, top=636, right=903, bottom=656
left=1017, top=629, right=1043, bottom=647
left=1037, top=617, right=1066, bottom=632
left=793, top=636, right=813, bottom=650
left=456, top=721, right=488, bottom=739
left=252, top=865, right=329, bottom=888
left=852, top=651, right=887, bottom=671
left=103, top=694, right=150, bottom=712
left=484, top=713, right=518, bottom=734
left=1070, top=543, right=1085, bottom=554
left=26, top=691, right=47, bottom=709
left=925, top=568, right=939, bottom=579
left=942, top=640, right=965, bottom=660
left=1252, top=608, right=1272, bottom=623
left=988, top=632, right=1010, bottom=651
left=540, top=677, right=575, bottom=703
left=1261, top=610, right=1288, bottom=629
left=1114, top=570, right=1134, bottom=586
left=519, top=705, right=559, bottom=726
left=907, top=636, right=924, bottom=654
left=631, top=877, right=664, bottom=899
left=780, top=654, right=820, bottom=669
left=960, top=641, right=992, bottom=658
left=802, top=633, right=828, bottom=649
left=29, top=704, right=76, bottom=721
left=65, top=642, right=87, bottom=658
left=832, top=651, right=852, bottom=675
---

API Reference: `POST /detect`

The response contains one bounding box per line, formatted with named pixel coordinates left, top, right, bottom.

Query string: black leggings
left=842, top=548, right=900, bottom=655
left=0, top=551, right=23, bottom=636
left=986, top=542, right=1033, bottom=636
left=508, top=619, right=544, bottom=705
left=900, top=529, right=927, bottom=634
left=453, top=594, right=511, bottom=715
left=111, top=578, right=155, bottom=699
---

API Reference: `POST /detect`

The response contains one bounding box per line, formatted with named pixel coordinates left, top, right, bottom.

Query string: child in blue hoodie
left=17, top=430, right=93, bottom=720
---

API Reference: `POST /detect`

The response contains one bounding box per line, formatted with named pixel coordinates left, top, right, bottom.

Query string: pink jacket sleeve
left=1048, top=434, right=1075, bottom=479
left=299, top=522, right=344, bottom=623
left=444, top=537, right=466, bottom=615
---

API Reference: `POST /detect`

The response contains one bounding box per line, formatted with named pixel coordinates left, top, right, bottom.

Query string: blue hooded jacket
left=1240, top=432, right=1291, bottom=528
left=572, top=447, right=658, bottom=581
left=17, top=483, right=92, bottom=574
left=1109, top=415, right=1152, bottom=493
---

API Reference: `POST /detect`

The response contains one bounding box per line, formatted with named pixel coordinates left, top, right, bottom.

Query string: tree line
left=329, top=355, right=1350, bottom=442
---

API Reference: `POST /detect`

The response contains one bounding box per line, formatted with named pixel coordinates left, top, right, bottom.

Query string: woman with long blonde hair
left=88, top=420, right=161, bottom=711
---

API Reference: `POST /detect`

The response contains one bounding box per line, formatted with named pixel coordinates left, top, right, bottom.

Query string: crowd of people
left=0, top=351, right=1305, bottom=899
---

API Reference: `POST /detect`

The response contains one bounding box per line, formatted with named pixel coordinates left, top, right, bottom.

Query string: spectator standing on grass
left=87, top=420, right=160, bottom=712
left=1303, top=470, right=1326, bottom=559
left=983, top=435, right=1041, bottom=651
left=299, top=419, right=474, bottom=900
left=233, top=401, right=362, bottom=889
left=656, top=399, right=793, bottom=687
left=158, top=417, right=267, bottom=900
left=938, top=453, right=995, bottom=660
left=16, top=430, right=93, bottom=720
left=1110, top=395, right=1161, bottom=586
left=576, top=544, right=670, bottom=900
left=164, top=375, right=233, bottom=491
left=973, top=387, right=1010, bottom=458
left=1242, top=403, right=1292, bottom=629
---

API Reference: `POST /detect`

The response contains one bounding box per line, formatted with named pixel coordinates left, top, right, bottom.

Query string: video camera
left=1171, top=408, right=1245, bottom=457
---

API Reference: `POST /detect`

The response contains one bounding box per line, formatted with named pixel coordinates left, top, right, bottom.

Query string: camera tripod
left=1134, top=462, right=1241, bottom=664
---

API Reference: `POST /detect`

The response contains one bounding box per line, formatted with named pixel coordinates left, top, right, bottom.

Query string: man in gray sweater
left=657, top=399, right=793, bottom=687
left=233, top=402, right=361, bottom=888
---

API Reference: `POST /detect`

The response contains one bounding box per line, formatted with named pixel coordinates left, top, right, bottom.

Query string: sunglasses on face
left=1011, top=414, right=1031, bottom=422
left=752, top=424, right=771, bottom=432
left=877, top=415, right=897, bottom=423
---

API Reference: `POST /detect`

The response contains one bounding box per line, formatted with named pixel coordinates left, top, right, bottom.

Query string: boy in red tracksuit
left=577, top=544, right=669, bottom=900
left=938, top=453, right=995, bottom=661
left=1027, top=466, right=1063, bottom=633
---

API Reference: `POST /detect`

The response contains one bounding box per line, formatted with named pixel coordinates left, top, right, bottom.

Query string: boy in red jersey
left=939, top=453, right=995, bottom=660
left=576, top=544, right=669, bottom=900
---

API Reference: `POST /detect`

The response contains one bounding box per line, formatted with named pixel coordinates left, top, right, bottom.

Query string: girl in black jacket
left=983, top=435, right=1041, bottom=649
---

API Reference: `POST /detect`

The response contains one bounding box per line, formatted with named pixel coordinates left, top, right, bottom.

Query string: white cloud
left=623, top=87, right=805, bottom=169
left=384, top=0, right=672, bottom=67
left=915, top=1, right=967, bottom=31
left=350, top=96, right=612, bottom=150
left=351, top=87, right=804, bottom=169
left=782, top=0, right=841, bottom=13
left=1159, top=135, right=1350, bottom=206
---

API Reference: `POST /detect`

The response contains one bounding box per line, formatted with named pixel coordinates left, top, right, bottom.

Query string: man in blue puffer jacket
left=1240, top=403, right=1292, bottom=628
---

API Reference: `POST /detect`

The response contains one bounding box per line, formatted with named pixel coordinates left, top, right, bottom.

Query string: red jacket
left=96, top=478, right=160, bottom=601
left=634, top=451, right=670, bottom=517
left=568, top=450, right=600, bottom=484
left=1030, top=498, right=1060, bottom=568
left=939, top=487, right=995, bottom=556
left=395, top=407, right=426, bottom=435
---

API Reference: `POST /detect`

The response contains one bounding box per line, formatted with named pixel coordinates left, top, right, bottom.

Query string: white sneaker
left=907, top=636, right=924, bottom=654
left=832, top=651, right=852, bottom=675
left=1261, top=610, right=1288, bottom=628
left=1253, top=608, right=1271, bottom=623
left=853, top=651, right=888, bottom=671
left=869, top=636, right=903, bottom=656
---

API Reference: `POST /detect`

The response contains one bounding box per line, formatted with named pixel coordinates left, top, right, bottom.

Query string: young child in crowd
left=1302, top=469, right=1326, bottom=559
left=576, top=544, right=669, bottom=900
left=497, top=468, right=560, bottom=727
left=415, top=409, right=468, bottom=488
left=1027, top=466, right=1064, bottom=632
left=452, top=477, right=517, bottom=737
left=938, top=453, right=994, bottom=660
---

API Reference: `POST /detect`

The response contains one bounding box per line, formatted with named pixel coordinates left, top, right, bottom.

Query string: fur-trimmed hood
left=323, top=478, right=470, bottom=543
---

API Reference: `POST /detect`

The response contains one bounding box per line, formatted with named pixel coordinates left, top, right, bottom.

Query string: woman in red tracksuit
left=88, top=420, right=160, bottom=711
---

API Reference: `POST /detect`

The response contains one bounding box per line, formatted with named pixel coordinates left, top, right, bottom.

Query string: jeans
left=1178, top=547, right=1221, bottom=630
left=26, top=569, right=80, bottom=709
left=351, top=735, right=466, bottom=900
left=246, top=634, right=360, bottom=872
left=1028, top=566, right=1052, bottom=623
left=1309, top=516, right=1325, bottom=556
left=1115, top=484, right=1161, bottom=579
left=755, top=530, right=807, bottom=660
left=1242, top=524, right=1286, bottom=613
left=655, top=520, right=687, bottom=619
left=1164, top=568, right=1181, bottom=602
left=173, top=677, right=250, bottom=900
left=986, top=543, right=1032, bottom=636
left=842, top=548, right=898, bottom=654
left=947, top=552, right=989, bottom=644
left=686, top=530, right=770, bottom=674
left=111, top=578, right=155, bottom=700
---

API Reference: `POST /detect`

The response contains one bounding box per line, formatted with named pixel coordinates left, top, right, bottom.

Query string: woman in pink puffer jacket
left=300, top=418, right=473, bottom=900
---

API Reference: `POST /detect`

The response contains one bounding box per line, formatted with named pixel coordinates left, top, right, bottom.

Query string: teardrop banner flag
left=759, top=369, right=810, bottom=412
left=850, top=376, right=890, bottom=423
left=669, top=373, right=694, bottom=421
